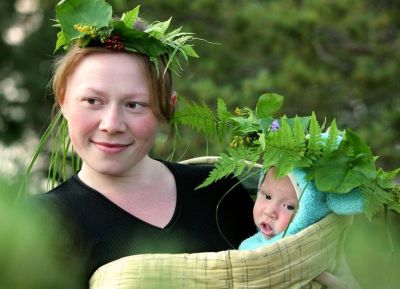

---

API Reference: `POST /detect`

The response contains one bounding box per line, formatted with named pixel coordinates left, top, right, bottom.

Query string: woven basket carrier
left=89, top=157, right=353, bottom=289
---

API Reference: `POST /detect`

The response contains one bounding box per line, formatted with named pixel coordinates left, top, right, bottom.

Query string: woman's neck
left=77, top=155, right=162, bottom=196
left=77, top=156, right=177, bottom=228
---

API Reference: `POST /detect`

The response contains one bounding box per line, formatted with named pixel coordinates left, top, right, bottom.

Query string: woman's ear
left=168, top=92, right=177, bottom=118
left=59, top=101, right=69, bottom=120
left=59, top=104, right=65, bottom=117
left=171, top=92, right=177, bottom=109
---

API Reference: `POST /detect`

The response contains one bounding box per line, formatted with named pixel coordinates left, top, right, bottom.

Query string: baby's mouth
left=260, top=222, right=275, bottom=239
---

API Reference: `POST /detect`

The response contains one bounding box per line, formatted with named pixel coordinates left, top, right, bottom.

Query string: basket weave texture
left=90, top=214, right=352, bottom=289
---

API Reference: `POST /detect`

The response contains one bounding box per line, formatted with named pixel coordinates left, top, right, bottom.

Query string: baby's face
left=253, top=168, right=298, bottom=239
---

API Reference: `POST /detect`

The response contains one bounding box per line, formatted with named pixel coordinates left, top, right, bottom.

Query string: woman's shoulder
left=27, top=175, right=85, bottom=212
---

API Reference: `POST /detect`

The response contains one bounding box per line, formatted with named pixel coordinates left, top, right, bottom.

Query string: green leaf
left=259, top=117, right=274, bottom=132
left=230, top=112, right=259, bottom=135
left=196, top=146, right=259, bottom=189
left=292, top=116, right=307, bottom=154
left=54, top=31, right=67, bottom=52
left=388, top=202, right=400, bottom=215
left=262, top=118, right=309, bottom=177
left=196, top=152, right=239, bottom=189
left=164, top=27, right=183, bottom=40
left=145, top=18, right=172, bottom=38
left=323, top=119, right=340, bottom=156
left=255, top=93, right=284, bottom=118
left=307, top=112, right=322, bottom=159
left=316, top=152, right=356, bottom=193
left=113, top=21, right=163, bottom=55
left=56, top=0, right=112, bottom=41
left=172, top=98, right=217, bottom=137
left=361, top=184, right=394, bottom=220
left=342, top=129, right=376, bottom=180
left=376, top=168, right=400, bottom=189
left=216, top=98, right=232, bottom=139
left=182, top=45, right=199, bottom=58
left=258, top=132, right=266, bottom=150
left=216, top=98, right=230, bottom=121
left=121, top=5, right=140, bottom=28
left=315, top=149, right=374, bottom=193
left=285, top=116, right=310, bottom=131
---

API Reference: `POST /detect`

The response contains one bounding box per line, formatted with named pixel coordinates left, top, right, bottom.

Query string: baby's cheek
left=279, top=213, right=293, bottom=230
left=252, top=202, right=263, bottom=219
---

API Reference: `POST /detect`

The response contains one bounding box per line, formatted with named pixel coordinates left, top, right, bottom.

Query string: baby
left=239, top=166, right=363, bottom=250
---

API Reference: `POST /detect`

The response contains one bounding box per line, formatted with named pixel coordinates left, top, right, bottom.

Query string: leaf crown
left=172, top=93, right=400, bottom=219
left=54, top=0, right=200, bottom=76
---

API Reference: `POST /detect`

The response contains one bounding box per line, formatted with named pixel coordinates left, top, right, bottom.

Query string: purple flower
left=271, top=120, right=280, bottom=131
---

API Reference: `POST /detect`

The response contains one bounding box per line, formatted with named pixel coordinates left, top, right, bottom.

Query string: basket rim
left=179, top=156, right=263, bottom=168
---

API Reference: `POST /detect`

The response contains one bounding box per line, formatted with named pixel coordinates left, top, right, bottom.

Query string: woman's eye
left=126, top=102, right=145, bottom=110
left=83, top=97, right=100, bottom=105
left=127, top=102, right=138, bottom=109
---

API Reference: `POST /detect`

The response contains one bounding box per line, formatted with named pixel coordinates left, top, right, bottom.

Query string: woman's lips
left=92, top=141, right=132, bottom=154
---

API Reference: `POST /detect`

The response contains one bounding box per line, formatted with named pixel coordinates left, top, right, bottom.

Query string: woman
left=36, top=45, right=257, bottom=283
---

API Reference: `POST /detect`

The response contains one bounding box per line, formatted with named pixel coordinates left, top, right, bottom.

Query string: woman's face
left=61, top=52, right=161, bottom=177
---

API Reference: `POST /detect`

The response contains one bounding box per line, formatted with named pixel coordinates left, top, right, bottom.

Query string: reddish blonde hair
left=52, top=45, right=174, bottom=121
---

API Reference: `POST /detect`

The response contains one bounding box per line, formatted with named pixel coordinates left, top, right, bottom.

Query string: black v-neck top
left=34, top=161, right=256, bottom=284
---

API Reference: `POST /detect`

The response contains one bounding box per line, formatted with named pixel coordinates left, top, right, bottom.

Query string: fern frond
left=292, top=116, right=307, bottom=154
left=227, top=146, right=260, bottom=177
left=216, top=98, right=230, bottom=121
left=362, top=183, right=394, bottom=220
left=196, top=152, right=241, bottom=189
left=172, top=99, right=217, bottom=137
left=323, top=119, right=340, bottom=156
left=216, top=98, right=232, bottom=140
left=376, top=168, right=400, bottom=189
left=196, top=145, right=260, bottom=189
left=388, top=187, right=400, bottom=214
left=263, top=118, right=310, bottom=177
left=307, top=112, right=323, bottom=159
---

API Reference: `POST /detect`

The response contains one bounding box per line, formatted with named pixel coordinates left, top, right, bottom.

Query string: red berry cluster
left=104, top=34, right=125, bottom=50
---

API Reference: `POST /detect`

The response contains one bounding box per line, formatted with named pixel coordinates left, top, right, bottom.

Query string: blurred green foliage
left=0, top=1, right=399, bottom=288
left=346, top=214, right=400, bottom=289
left=0, top=176, right=81, bottom=288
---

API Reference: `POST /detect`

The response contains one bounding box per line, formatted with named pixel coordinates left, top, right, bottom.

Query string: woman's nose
left=99, top=105, right=126, bottom=134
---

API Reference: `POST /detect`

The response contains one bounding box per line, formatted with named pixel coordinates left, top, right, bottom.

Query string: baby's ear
left=326, top=189, right=364, bottom=215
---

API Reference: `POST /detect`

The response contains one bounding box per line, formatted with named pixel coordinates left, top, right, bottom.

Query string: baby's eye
left=264, top=194, right=271, bottom=200
left=284, top=204, right=296, bottom=211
